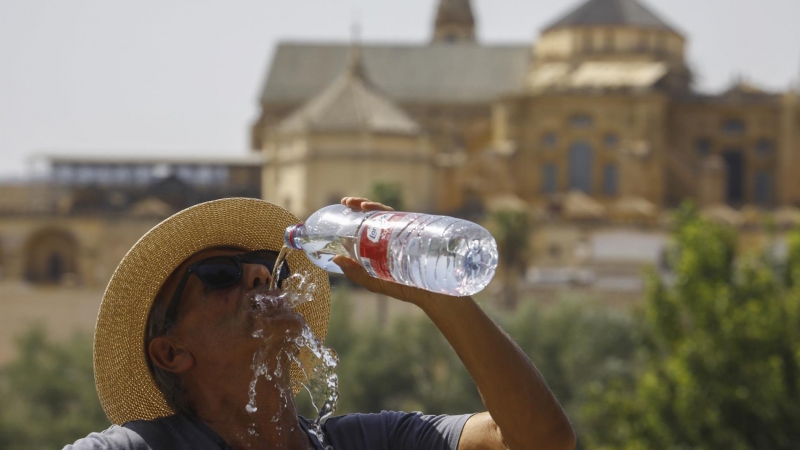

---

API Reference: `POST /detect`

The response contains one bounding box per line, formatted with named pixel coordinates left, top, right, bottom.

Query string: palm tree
left=488, top=202, right=531, bottom=310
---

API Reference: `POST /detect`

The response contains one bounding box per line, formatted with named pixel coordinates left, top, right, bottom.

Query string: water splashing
left=246, top=246, right=339, bottom=449
left=269, top=246, right=291, bottom=291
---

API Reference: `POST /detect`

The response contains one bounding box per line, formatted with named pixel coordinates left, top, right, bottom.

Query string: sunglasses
left=160, top=250, right=290, bottom=334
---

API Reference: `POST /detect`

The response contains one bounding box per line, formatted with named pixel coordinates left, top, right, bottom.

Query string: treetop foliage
left=583, top=204, right=800, bottom=450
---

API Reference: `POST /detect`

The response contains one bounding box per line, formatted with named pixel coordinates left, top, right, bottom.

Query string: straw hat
left=93, top=198, right=330, bottom=425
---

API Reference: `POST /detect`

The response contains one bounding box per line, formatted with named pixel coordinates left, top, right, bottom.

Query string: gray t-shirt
left=63, top=411, right=472, bottom=450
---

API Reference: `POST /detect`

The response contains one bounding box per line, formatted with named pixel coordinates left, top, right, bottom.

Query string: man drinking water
left=65, top=197, right=575, bottom=450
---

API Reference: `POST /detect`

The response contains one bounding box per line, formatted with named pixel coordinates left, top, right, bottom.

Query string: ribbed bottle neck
left=284, top=223, right=304, bottom=250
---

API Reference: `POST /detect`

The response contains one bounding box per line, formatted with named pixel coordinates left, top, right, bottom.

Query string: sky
left=1, top=0, right=799, bottom=178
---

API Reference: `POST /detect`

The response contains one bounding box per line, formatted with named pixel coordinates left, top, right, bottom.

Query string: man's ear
left=149, top=336, right=194, bottom=374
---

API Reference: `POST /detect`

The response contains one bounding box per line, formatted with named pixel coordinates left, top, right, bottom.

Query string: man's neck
left=188, top=379, right=313, bottom=450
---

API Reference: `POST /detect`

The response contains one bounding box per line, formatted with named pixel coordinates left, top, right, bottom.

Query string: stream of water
left=246, top=246, right=339, bottom=449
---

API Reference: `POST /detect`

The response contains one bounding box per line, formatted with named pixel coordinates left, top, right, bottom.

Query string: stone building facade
left=0, top=155, right=262, bottom=288
left=252, top=0, right=800, bottom=218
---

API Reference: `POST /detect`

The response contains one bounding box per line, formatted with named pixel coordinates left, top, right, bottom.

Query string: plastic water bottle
left=284, top=204, right=498, bottom=297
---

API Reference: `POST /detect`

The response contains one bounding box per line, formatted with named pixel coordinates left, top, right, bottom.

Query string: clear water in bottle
left=285, top=204, right=498, bottom=296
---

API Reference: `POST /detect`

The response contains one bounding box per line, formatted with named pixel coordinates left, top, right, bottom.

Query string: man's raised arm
left=333, top=197, right=576, bottom=450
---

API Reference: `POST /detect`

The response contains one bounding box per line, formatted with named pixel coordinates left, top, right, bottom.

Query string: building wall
left=259, top=93, right=798, bottom=215
left=534, top=26, right=686, bottom=65
left=0, top=215, right=160, bottom=288
left=778, top=92, right=800, bottom=205
left=502, top=91, right=668, bottom=206
left=668, top=98, right=784, bottom=206
left=263, top=131, right=435, bottom=218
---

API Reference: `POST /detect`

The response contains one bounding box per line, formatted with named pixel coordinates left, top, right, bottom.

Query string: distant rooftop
left=278, top=47, right=421, bottom=135
left=544, top=0, right=679, bottom=33
left=261, top=43, right=529, bottom=105
left=41, top=153, right=264, bottom=167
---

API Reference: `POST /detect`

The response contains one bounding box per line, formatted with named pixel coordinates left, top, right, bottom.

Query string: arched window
left=542, top=132, right=558, bottom=149
left=754, top=172, right=772, bottom=206
left=722, top=119, right=746, bottom=135
left=604, top=133, right=619, bottom=148
left=569, top=114, right=593, bottom=129
left=603, top=164, right=618, bottom=195
left=695, top=138, right=712, bottom=156
left=542, top=164, right=558, bottom=194
left=755, top=139, right=774, bottom=156
left=24, top=228, right=80, bottom=285
left=569, top=142, right=594, bottom=193
left=722, top=149, right=745, bottom=204
left=0, top=238, right=4, bottom=281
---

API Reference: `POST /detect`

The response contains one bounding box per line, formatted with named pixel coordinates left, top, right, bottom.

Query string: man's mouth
left=247, top=285, right=291, bottom=316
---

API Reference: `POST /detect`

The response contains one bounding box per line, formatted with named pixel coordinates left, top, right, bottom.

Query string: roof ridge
left=349, top=75, right=369, bottom=129
left=261, top=45, right=531, bottom=105
left=276, top=59, right=419, bottom=135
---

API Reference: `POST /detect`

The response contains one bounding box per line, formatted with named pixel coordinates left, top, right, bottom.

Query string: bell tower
left=432, top=0, right=476, bottom=43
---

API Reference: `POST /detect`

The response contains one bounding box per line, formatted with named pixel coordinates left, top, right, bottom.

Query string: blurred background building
left=1, top=0, right=799, bottom=361
left=254, top=0, right=800, bottom=217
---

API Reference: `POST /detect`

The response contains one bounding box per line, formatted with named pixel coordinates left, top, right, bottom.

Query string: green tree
left=0, top=326, right=110, bottom=449
left=331, top=310, right=483, bottom=415
left=322, top=286, right=640, bottom=438
left=369, top=181, right=404, bottom=211
left=504, top=298, right=638, bottom=444
left=582, top=205, right=800, bottom=450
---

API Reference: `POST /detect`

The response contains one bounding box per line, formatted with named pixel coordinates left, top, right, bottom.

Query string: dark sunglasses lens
left=195, top=258, right=241, bottom=287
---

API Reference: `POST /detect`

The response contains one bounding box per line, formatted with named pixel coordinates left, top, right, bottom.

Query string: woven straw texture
left=93, top=198, right=330, bottom=425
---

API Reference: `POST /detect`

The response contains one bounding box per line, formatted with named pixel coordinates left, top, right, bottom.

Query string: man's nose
left=242, top=262, right=274, bottom=289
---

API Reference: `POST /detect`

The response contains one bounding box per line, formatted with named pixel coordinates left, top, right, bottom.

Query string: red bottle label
left=358, top=212, right=410, bottom=281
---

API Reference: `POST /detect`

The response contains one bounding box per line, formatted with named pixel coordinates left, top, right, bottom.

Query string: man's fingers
left=340, top=197, right=394, bottom=212
left=332, top=255, right=430, bottom=304
left=361, top=201, right=394, bottom=212
left=332, top=255, right=375, bottom=289
left=341, top=197, right=370, bottom=209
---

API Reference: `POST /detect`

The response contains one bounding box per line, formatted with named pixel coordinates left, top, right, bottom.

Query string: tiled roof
left=260, top=43, right=529, bottom=105
left=277, top=49, right=421, bottom=135
left=544, top=0, right=678, bottom=33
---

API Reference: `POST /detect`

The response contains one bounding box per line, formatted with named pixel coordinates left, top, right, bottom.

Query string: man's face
left=156, top=246, right=307, bottom=388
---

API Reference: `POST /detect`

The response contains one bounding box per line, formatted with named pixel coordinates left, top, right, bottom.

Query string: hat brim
left=94, top=198, right=330, bottom=425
